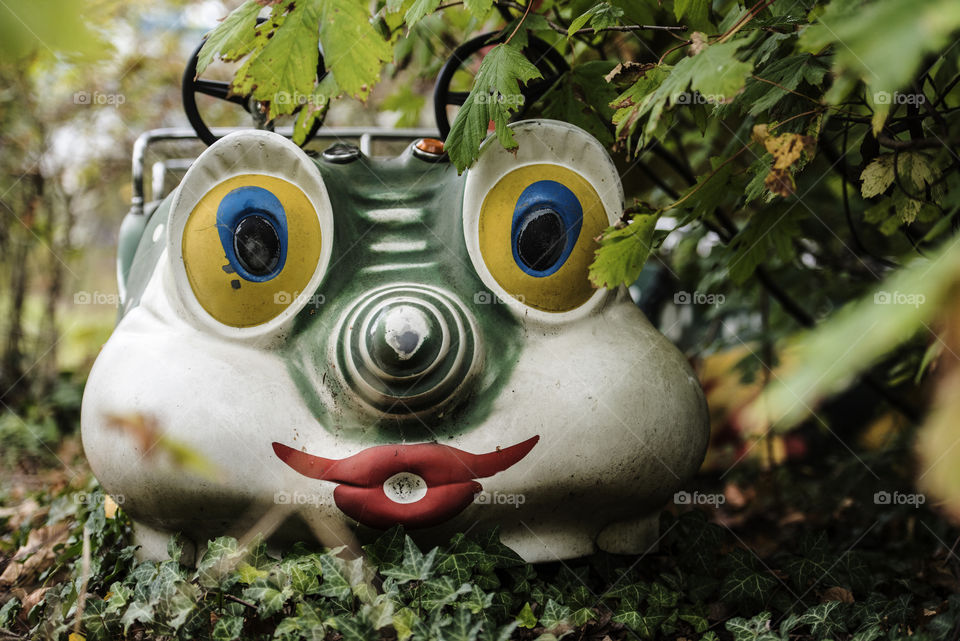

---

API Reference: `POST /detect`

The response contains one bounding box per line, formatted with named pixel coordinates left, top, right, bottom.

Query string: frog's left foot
left=596, top=514, right=661, bottom=555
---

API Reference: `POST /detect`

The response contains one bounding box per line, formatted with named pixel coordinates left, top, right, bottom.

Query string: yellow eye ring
left=181, top=174, right=323, bottom=328
left=477, top=164, right=610, bottom=313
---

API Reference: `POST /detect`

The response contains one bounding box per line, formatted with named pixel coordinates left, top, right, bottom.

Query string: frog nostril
left=335, top=285, right=481, bottom=418
left=366, top=303, right=445, bottom=375
left=393, top=331, right=421, bottom=357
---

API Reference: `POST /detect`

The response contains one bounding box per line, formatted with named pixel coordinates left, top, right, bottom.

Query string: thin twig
left=503, top=0, right=532, bottom=45
left=225, top=594, right=258, bottom=610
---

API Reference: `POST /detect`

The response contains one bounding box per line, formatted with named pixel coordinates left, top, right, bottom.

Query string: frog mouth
left=271, top=436, right=538, bottom=529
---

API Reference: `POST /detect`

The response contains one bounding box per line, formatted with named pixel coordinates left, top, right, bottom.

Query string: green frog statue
left=81, top=119, right=709, bottom=563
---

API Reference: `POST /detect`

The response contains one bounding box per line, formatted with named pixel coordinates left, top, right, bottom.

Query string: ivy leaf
left=798, top=601, right=847, bottom=640
left=211, top=614, right=244, bottom=641
left=330, top=614, right=377, bottom=641
left=515, top=602, right=537, bottom=628
left=379, top=536, right=437, bottom=584
left=242, top=580, right=292, bottom=618
left=317, top=554, right=352, bottom=600
left=440, top=608, right=484, bottom=641
left=196, top=0, right=262, bottom=75
left=120, top=599, right=155, bottom=634
left=719, top=549, right=778, bottom=608
left=612, top=610, right=666, bottom=639
left=435, top=533, right=487, bottom=584
left=539, top=599, right=573, bottom=634
left=446, top=43, right=542, bottom=171
left=474, top=527, right=525, bottom=569
left=725, top=612, right=780, bottom=641
left=589, top=210, right=661, bottom=289
left=364, top=525, right=406, bottom=567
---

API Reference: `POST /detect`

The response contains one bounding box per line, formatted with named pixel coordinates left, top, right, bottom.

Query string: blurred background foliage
left=0, top=0, right=959, bottom=554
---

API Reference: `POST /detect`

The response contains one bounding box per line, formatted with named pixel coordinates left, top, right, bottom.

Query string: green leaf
left=392, top=607, right=418, bottom=641
left=612, top=41, right=752, bottom=149
left=330, top=614, right=377, bottom=641
left=243, top=581, right=293, bottom=618
left=196, top=536, right=244, bottom=589
left=435, top=534, right=487, bottom=584
left=464, top=0, right=494, bottom=16
left=380, top=536, right=438, bottom=584
left=404, top=0, right=441, bottom=28
left=440, top=608, right=484, bottom=641
left=516, top=602, right=537, bottom=628
left=231, top=1, right=321, bottom=119
left=318, top=553, right=353, bottom=600
left=750, top=238, right=960, bottom=430
left=120, top=599, right=155, bottom=634
left=674, top=0, right=712, bottom=32
left=567, top=3, right=624, bottom=36
left=612, top=610, right=667, bottom=639
left=318, top=0, right=393, bottom=99
left=725, top=612, right=780, bottom=641
left=237, top=561, right=269, bottom=585
left=539, top=599, right=573, bottom=633
left=861, top=155, right=896, bottom=199
left=364, top=525, right=406, bottom=567
left=589, top=210, right=661, bottom=288
left=475, top=528, right=525, bottom=569
left=196, top=0, right=262, bottom=75
left=446, top=43, right=542, bottom=171
left=798, top=601, right=847, bottom=640
left=419, top=575, right=472, bottom=611
left=719, top=549, right=778, bottom=608
left=212, top=614, right=244, bottom=641
left=800, top=0, right=960, bottom=104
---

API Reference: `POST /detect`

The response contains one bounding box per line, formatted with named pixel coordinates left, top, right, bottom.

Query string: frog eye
left=168, top=131, right=333, bottom=336
left=463, top=120, right=623, bottom=319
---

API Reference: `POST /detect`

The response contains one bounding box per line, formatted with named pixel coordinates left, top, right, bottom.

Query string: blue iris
left=511, top=180, right=582, bottom=277
left=216, top=186, right=288, bottom=282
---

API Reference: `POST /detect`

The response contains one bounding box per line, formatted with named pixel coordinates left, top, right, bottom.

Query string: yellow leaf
left=103, top=495, right=118, bottom=519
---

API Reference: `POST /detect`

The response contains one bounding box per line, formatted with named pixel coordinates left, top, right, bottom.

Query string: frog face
left=81, top=120, right=709, bottom=562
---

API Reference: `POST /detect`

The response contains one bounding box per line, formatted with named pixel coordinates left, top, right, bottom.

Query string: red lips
left=272, top=436, right=538, bottom=529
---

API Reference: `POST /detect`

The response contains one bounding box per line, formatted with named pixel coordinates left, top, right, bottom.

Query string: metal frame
left=129, top=126, right=440, bottom=217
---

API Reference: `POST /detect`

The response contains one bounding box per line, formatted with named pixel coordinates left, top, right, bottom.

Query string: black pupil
left=233, top=215, right=281, bottom=277
left=516, top=209, right=567, bottom=272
